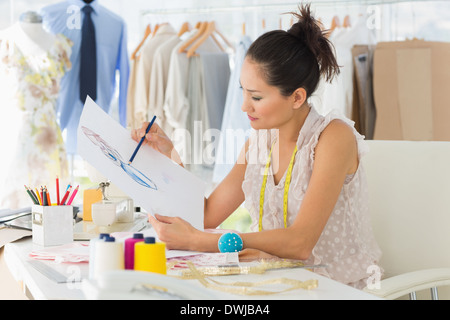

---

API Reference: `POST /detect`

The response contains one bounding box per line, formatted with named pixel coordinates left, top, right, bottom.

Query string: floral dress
left=0, top=32, right=72, bottom=209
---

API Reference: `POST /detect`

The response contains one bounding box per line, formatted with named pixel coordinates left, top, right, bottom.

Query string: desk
left=4, top=237, right=380, bottom=300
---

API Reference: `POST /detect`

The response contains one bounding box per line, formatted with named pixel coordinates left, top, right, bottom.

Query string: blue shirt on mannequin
left=40, top=0, right=129, bottom=154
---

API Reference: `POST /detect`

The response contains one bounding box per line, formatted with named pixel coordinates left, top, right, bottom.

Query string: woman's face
left=240, top=57, right=296, bottom=130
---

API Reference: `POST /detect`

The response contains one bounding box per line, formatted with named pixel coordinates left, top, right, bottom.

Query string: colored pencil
left=60, top=185, right=72, bottom=205
left=128, top=115, right=156, bottom=164
left=66, top=185, right=79, bottom=206
left=24, top=185, right=39, bottom=205
left=35, top=188, right=42, bottom=205
left=56, top=176, right=60, bottom=205
left=42, top=187, right=48, bottom=206
left=30, top=188, right=39, bottom=204
left=45, top=186, right=51, bottom=206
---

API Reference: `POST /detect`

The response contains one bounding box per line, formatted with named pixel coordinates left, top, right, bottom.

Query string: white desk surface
left=4, top=237, right=380, bottom=300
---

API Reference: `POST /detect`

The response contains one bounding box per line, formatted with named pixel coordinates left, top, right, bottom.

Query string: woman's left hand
left=148, top=214, right=199, bottom=251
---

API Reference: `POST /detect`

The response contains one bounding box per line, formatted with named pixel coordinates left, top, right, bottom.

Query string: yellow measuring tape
left=259, top=141, right=298, bottom=231
left=171, top=260, right=318, bottom=296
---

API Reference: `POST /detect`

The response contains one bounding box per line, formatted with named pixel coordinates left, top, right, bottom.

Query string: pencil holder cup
left=32, top=205, right=74, bottom=247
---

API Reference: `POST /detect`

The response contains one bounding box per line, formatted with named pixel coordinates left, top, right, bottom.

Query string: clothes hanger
left=131, top=24, right=151, bottom=60
left=186, top=21, right=219, bottom=57
left=178, top=21, right=207, bottom=53
left=152, top=23, right=160, bottom=37
left=186, top=21, right=235, bottom=58
left=328, top=15, right=341, bottom=37
left=343, top=15, right=351, bottom=28
left=178, top=22, right=191, bottom=37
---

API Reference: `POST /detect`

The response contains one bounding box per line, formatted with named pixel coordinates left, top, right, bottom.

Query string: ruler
left=28, top=260, right=73, bottom=284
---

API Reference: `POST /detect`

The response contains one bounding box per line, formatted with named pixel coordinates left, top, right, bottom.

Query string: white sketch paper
left=77, top=97, right=206, bottom=230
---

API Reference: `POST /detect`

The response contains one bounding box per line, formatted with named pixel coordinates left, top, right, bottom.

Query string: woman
left=132, top=4, right=382, bottom=289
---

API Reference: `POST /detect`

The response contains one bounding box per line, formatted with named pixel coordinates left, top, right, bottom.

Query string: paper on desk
left=77, top=97, right=206, bottom=230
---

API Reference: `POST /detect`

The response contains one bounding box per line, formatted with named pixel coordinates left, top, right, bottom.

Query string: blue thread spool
left=218, top=232, right=243, bottom=253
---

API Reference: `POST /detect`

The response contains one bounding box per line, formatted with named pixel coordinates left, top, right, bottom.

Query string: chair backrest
left=362, top=140, right=450, bottom=297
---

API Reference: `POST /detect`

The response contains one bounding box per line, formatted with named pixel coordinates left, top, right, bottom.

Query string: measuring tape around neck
left=259, top=141, right=298, bottom=231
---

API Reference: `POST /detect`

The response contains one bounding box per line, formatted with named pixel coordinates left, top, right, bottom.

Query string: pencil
left=40, top=187, right=46, bottom=206
left=128, top=115, right=156, bottom=164
left=30, top=188, right=39, bottom=204
left=67, top=185, right=79, bottom=206
left=35, top=188, right=42, bottom=205
left=42, top=187, right=48, bottom=206
left=60, top=185, right=72, bottom=205
left=45, top=186, right=51, bottom=206
left=56, top=176, right=60, bottom=205
left=24, top=185, right=38, bottom=205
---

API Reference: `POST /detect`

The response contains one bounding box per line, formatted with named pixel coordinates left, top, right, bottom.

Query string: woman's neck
left=277, top=103, right=311, bottom=145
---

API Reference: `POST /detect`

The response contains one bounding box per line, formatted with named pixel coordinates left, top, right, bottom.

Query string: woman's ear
left=292, top=88, right=307, bottom=109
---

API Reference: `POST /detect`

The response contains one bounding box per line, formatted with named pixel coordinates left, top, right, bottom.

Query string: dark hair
left=246, top=3, right=340, bottom=98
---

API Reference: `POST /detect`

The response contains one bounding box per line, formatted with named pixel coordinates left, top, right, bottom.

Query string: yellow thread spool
left=134, top=237, right=167, bottom=274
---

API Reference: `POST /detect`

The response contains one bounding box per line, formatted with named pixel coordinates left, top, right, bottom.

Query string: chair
left=362, top=140, right=450, bottom=300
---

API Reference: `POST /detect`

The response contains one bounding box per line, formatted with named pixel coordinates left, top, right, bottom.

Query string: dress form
left=14, top=11, right=56, bottom=57
left=0, top=11, right=71, bottom=209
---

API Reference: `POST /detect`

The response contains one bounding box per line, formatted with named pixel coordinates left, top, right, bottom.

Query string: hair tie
left=218, top=232, right=243, bottom=253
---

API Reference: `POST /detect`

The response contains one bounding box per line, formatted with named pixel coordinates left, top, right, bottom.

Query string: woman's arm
left=147, top=140, right=249, bottom=250
left=147, top=120, right=358, bottom=259
left=133, top=123, right=247, bottom=228
left=144, top=131, right=250, bottom=249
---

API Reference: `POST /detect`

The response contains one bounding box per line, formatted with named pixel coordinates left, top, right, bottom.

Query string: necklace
left=259, top=141, right=298, bottom=231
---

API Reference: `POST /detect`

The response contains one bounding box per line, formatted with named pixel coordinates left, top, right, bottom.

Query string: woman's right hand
left=131, top=122, right=183, bottom=166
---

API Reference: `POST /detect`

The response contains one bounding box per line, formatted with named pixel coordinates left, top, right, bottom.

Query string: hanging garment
left=163, top=31, right=222, bottom=164
left=148, top=30, right=181, bottom=131
left=315, top=15, right=377, bottom=120
left=351, top=45, right=376, bottom=139
left=213, top=35, right=253, bottom=183
left=373, top=39, right=450, bottom=141
left=132, top=24, right=177, bottom=128
left=40, top=0, right=129, bottom=154
left=0, top=26, right=72, bottom=209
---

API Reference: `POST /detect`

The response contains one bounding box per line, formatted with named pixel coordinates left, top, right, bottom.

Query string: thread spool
left=93, top=236, right=124, bottom=279
left=124, top=233, right=144, bottom=270
left=134, top=237, right=167, bottom=274
left=88, top=233, right=109, bottom=279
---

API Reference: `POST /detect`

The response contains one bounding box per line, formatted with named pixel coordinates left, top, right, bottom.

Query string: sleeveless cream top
left=242, top=107, right=382, bottom=289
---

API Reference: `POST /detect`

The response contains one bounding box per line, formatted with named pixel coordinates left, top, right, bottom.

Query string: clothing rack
left=141, top=0, right=445, bottom=16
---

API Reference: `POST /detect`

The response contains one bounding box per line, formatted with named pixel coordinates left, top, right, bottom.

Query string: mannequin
left=0, top=11, right=72, bottom=209
left=6, top=11, right=57, bottom=57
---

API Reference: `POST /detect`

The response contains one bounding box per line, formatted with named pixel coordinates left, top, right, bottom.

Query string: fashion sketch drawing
left=81, top=126, right=158, bottom=190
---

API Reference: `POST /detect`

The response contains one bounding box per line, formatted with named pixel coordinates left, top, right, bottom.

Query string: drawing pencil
left=56, top=176, right=60, bottom=205
left=40, top=187, right=45, bottom=206
left=128, top=115, right=156, bottom=164
left=42, top=187, right=48, bottom=206
left=30, top=188, right=39, bottom=204
left=35, top=188, right=42, bottom=205
left=24, top=185, right=38, bottom=205
left=45, top=186, right=51, bottom=206
left=67, top=185, right=79, bottom=206
left=60, top=186, right=72, bottom=205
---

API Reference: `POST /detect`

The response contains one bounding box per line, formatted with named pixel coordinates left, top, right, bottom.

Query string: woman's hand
left=148, top=214, right=200, bottom=251
left=131, top=122, right=173, bottom=157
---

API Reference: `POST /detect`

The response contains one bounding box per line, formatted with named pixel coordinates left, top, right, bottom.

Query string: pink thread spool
left=124, top=233, right=144, bottom=270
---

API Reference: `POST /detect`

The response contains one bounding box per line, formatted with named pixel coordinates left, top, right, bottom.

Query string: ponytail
left=246, top=3, right=340, bottom=97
